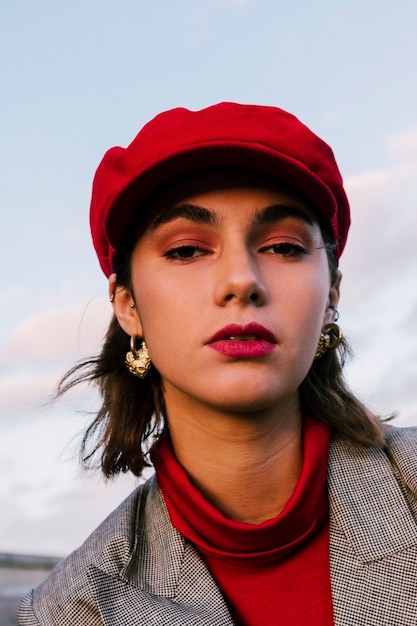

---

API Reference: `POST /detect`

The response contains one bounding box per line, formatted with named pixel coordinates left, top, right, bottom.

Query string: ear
left=108, top=273, right=144, bottom=338
left=324, top=270, right=342, bottom=324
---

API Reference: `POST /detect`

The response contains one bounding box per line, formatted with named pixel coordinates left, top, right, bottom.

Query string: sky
left=1, top=0, right=417, bottom=557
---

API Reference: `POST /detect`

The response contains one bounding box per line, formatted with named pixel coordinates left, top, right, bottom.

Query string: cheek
left=286, top=268, right=331, bottom=345
left=283, top=258, right=330, bottom=310
left=305, top=279, right=329, bottom=319
left=135, top=290, right=167, bottom=338
left=132, top=274, right=185, bottom=358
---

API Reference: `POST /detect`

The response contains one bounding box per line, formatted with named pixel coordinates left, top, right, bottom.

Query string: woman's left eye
left=164, top=245, right=208, bottom=261
left=260, top=242, right=307, bottom=258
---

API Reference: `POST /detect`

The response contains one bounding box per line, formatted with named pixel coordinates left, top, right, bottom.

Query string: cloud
left=0, top=411, right=149, bottom=556
left=0, top=299, right=112, bottom=369
left=1, top=471, right=141, bottom=557
left=341, top=156, right=417, bottom=289
left=337, top=128, right=417, bottom=427
left=0, top=298, right=112, bottom=419
left=385, top=127, right=417, bottom=160
left=0, top=375, right=57, bottom=417
left=0, top=479, right=136, bottom=557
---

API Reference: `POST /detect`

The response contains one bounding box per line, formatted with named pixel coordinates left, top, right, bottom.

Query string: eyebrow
left=149, top=204, right=217, bottom=229
left=149, top=202, right=314, bottom=230
left=253, top=204, right=314, bottom=227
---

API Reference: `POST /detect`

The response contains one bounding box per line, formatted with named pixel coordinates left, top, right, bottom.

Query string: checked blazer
left=18, top=425, right=417, bottom=625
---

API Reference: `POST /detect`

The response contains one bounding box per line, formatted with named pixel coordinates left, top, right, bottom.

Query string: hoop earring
left=125, top=336, right=152, bottom=378
left=314, top=323, right=343, bottom=359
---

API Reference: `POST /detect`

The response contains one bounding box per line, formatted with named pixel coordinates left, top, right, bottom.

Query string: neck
left=166, top=397, right=303, bottom=524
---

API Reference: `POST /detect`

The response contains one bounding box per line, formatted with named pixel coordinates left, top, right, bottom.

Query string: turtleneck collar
left=152, top=417, right=330, bottom=566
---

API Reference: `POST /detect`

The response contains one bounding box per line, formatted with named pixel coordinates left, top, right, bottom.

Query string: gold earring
left=314, top=323, right=343, bottom=359
left=125, top=336, right=152, bottom=378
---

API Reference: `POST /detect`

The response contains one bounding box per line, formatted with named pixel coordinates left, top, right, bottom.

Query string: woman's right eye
left=164, top=245, right=207, bottom=261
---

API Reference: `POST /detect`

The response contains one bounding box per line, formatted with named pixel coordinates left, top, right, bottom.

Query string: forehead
left=145, top=168, right=317, bottom=224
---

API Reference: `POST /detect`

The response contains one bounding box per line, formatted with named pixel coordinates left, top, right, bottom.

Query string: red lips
left=208, top=323, right=277, bottom=358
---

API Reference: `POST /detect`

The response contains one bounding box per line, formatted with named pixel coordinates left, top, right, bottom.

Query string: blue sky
left=1, top=0, right=417, bottom=556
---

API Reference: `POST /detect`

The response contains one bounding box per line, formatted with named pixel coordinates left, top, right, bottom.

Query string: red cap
left=90, top=102, right=350, bottom=277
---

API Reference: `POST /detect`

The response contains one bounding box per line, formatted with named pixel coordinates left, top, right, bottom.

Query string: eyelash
left=164, top=241, right=307, bottom=261
left=164, top=245, right=209, bottom=261
left=260, top=242, right=308, bottom=258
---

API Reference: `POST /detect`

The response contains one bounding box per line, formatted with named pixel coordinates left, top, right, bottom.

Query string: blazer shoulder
left=383, top=422, right=417, bottom=447
left=383, top=423, right=417, bottom=494
left=18, top=477, right=153, bottom=625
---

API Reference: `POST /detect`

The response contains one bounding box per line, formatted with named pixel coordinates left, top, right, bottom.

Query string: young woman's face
left=118, top=171, right=339, bottom=419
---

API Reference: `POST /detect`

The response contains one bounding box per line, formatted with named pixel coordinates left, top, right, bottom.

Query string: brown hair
left=57, top=219, right=385, bottom=478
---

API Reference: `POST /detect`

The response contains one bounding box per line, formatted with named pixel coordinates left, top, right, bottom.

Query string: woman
left=19, top=103, right=417, bottom=625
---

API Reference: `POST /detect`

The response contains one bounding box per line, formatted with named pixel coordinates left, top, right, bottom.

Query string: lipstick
left=207, top=323, right=277, bottom=358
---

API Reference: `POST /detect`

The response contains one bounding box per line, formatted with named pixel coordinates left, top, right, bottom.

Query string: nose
left=213, top=247, right=267, bottom=307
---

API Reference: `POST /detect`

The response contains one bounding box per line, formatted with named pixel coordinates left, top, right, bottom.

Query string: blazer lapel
left=101, top=477, right=235, bottom=626
left=328, top=436, right=417, bottom=626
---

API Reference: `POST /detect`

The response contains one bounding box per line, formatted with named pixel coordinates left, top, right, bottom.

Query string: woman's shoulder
left=17, top=475, right=158, bottom=625
left=383, top=422, right=417, bottom=447
left=329, top=422, right=417, bottom=499
left=331, top=421, right=417, bottom=462
left=382, top=423, right=417, bottom=487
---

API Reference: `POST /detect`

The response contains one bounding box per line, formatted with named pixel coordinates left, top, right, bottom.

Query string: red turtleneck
left=152, top=417, right=333, bottom=625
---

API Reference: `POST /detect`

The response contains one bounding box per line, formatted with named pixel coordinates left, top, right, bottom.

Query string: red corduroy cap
left=90, top=102, right=350, bottom=277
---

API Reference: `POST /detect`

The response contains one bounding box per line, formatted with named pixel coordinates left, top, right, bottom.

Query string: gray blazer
left=18, top=425, right=417, bottom=625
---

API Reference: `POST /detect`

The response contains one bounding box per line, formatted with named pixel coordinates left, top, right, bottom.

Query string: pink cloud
left=0, top=300, right=112, bottom=368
